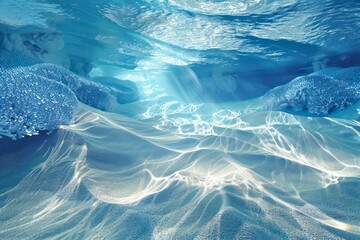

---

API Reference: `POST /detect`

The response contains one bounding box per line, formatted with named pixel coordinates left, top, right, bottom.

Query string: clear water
left=0, top=0, right=360, bottom=239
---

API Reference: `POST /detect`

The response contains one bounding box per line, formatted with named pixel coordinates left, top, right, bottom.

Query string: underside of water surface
left=0, top=0, right=359, bottom=239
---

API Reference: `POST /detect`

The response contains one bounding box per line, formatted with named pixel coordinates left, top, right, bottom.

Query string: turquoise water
left=0, top=0, right=360, bottom=239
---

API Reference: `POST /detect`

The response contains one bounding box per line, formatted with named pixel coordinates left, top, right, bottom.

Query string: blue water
left=0, top=0, right=360, bottom=239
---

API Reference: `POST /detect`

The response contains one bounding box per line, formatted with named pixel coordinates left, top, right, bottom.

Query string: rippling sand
left=1, top=0, right=360, bottom=239
left=1, top=89, right=359, bottom=239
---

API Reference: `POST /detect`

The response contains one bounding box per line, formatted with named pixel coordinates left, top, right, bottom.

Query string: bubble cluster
left=264, top=67, right=360, bottom=116
left=25, top=64, right=117, bottom=111
left=0, top=67, right=78, bottom=139
left=0, top=49, right=143, bottom=138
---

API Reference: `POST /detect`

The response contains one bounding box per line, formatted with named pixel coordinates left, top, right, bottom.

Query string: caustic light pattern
left=0, top=0, right=359, bottom=239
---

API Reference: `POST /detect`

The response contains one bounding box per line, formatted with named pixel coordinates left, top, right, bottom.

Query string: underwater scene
left=0, top=0, right=359, bottom=239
